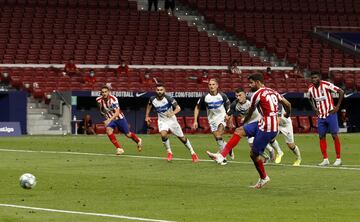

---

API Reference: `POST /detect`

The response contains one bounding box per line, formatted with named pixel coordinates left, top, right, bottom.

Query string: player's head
left=248, top=73, right=264, bottom=92
left=208, top=78, right=219, bottom=93
left=155, top=83, right=166, bottom=98
left=235, top=88, right=246, bottom=103
left=310, top=71, right=321, bottom=85
left=100, top=85, right=110, bottom=99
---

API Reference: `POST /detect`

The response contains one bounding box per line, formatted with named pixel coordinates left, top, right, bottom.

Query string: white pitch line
left=0, top=204, right=175, bottom=222
left=0, top=148, right=359, bottom=171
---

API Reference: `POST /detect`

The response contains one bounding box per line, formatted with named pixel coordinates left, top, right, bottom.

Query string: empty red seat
left=198, top=116, right=211, bottom=133
left=177, top=116, right=186, bottom=131
left=94, top=123, right=106, bottom=134
left=290, top=116, right=299, bottom=133
left=147, top=117, right=158, bottom=134
left=185, top=116, right=197, bottom=134
left=311, top=116, right=318, bottom=133
left=298, top=116, right=311, bottom=133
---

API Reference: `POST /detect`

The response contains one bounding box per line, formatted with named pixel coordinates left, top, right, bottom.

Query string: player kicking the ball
left=207, top=74, right=291, bottom=189
left=308, top=71, right=344, bottom=166
left=145, top=84, right=199, bottom=162
left=97, top=86, right=142, bottom=155
left=225, top=88, right=276, bottom=163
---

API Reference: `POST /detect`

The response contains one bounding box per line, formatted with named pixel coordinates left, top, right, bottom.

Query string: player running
left=145, top=84, right=199, bottom=162
left=207, top=74, right=292, bottom=189
left=308, top=71, right=344, bottom=166
left=225, top=88, right=275, bottom=163
left=193, top=79, right=233, bottom=159
left=270, top=104, right=302, bottom=166
left=96, top=86, right=142, bottom=155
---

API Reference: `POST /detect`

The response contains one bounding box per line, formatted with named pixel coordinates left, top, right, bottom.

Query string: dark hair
left=156, top=83, right=165, bottom=88
left=235, top=87, right=244, bottom=93
left=310, top=71, right=321, bottom=77
left=248, top=73, right=264, bottom=83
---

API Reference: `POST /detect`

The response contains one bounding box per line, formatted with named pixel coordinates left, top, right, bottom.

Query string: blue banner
left=71, top=91, right=360, bottom=99
left=0, top=122, right=22, bottom=136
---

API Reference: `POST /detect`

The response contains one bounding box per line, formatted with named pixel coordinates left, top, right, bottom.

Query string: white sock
left=216, top=139, right=225, bottom=151
left=184, top=139, right=195, bottom=155
left=162, top=138, right=172, bottom=153
left=271, top=140, right=283, bottom=155
left=291, top=145, right=301, bottom=160
left=265, top=144, right=274, bottom=153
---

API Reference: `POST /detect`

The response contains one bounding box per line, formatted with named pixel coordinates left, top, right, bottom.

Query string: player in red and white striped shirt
left=207, top=73, right=291, bottom=189
left=308, top=72, right=344, bottom=166
left=97, top=86, right=142, bottom=155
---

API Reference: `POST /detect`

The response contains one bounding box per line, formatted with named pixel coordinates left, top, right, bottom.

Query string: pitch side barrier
left=0, top=64, right=294, bottom=70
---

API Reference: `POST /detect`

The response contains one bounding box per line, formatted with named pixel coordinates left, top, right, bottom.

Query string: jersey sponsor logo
left=207, top=100, right=224, bottom=109
left=155, top=103, right=172, bottom=113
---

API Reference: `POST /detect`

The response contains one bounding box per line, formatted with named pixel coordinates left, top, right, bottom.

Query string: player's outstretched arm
left=279, top=97, right=292, bottom=118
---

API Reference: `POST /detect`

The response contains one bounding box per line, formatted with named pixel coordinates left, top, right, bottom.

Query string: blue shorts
left=244, top=121, right=278, bottom=155
left=107, top=118, right=130, bottom=134
left=317, top=113, right=339, bottom=137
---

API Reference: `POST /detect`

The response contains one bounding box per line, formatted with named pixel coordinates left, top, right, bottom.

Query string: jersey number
left=266, top=94, right=278, bottom=111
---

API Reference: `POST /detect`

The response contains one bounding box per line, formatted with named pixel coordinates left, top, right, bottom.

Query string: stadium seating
left=179, top=0, right=360, bottom=74
left=0, top=67, right=310, bottom=98
left=298, top=116, right=311, bottom=133
left=184, top=116, right=197, bottom=134
left=147, top=117, right=159, bottom=134
left=198, top=116, right=210, bottom=133
left=0, top=0, right=266, bottom=66
left=290, top=116, right=299, bottom=133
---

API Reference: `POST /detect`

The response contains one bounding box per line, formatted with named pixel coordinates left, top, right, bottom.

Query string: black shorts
left=165, top=0, right=175, bottom=10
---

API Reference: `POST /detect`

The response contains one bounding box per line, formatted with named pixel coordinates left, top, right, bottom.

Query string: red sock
left=108, top=133, right=121, bottom=148
left=334, top=136, right=341, bottom=159
left=320, top=138, right=328, bottom=159
left=254, top=159, right=267, bottom=179
left=129, top=132, right=140, bottom=143
left=220, top=134, right=241, bottom=157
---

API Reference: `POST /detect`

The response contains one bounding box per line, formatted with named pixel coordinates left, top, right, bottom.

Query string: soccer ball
left=19, top=173, right=36, bottom=189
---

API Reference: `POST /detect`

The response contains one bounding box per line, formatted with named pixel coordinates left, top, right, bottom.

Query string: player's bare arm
left=104, top=108, right=120, bottom=126
left=98, top=103, right=106, bottom=117
left=193, top=104, right=200, bottom=129
left=279, top=97, right=292, bottom=118
left=308, top=94, right=320, bottom=116
left=329, top=88, right=344, bottom=114
left=145, top=103, right=153, bottom=125
left=166, top=105, right=181, bottom=118
left=243, top=105, right=255, bottom=124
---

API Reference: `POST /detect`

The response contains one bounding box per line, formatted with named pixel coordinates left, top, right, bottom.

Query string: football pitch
left=0, top=134, right=359, bottom=222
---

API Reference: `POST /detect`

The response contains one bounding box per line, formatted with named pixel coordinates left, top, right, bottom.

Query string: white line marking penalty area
left=0, top=204, right=176, bottom=222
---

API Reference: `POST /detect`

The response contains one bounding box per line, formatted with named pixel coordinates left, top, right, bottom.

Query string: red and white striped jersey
left=96, top=95, right=125, bottom=119
left=308, top=80, right=340, bottom=119
left=250, top=87, right=284, bottom=132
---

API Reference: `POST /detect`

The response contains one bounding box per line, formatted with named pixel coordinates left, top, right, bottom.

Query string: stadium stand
left=178, top=0, right=360, bottom=76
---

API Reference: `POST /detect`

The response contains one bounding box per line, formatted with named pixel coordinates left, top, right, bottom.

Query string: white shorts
left=279, top=118, right=294, bottom=144
left=209, top=119, right=226, bottom=132
left=158, top=119, right=184, bottom=137
left=247, top=137, right=254, bottom=144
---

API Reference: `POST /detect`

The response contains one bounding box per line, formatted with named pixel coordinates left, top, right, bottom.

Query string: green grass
left=0, top=134, right=359, bottom=222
